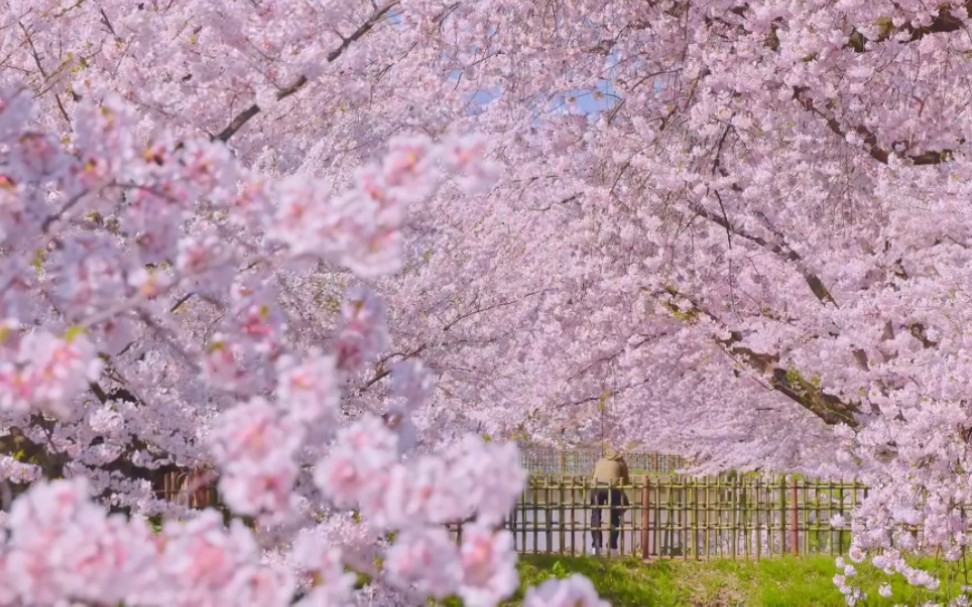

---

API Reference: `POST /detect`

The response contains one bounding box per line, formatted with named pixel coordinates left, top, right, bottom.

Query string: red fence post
left=641, top=476, right=650, bottom=560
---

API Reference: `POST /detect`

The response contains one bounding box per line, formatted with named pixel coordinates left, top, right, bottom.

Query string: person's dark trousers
left=590, top=485, right=624, bottom=550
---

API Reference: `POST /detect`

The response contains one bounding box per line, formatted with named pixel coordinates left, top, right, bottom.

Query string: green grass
left=499, top=554, right=972, bottom=606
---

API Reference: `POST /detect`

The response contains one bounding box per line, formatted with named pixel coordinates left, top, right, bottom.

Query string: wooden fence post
left=545, top=481, right=553, bottom=553
left=640, top=476, right=650, bottom=560
left=838, top=481, right=845, bottom=554
left=790, top=476, right=799, bottom=555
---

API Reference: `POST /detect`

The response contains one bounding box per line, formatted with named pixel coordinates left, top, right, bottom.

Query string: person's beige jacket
left=592, top=449, right=631, bottom=485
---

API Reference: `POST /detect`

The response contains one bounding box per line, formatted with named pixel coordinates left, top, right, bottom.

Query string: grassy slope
left=505, top=554, right=972, bottom=606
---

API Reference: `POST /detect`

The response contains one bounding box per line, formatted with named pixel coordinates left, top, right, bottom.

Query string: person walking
left=590, top=447, right=630, bottom=556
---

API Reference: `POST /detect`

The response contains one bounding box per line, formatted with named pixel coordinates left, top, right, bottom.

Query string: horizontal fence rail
left=522, top=448, right=687, bottom=477
left=451, top=474, right=868, bottom=560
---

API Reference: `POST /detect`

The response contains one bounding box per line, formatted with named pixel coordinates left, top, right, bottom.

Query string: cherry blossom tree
left=5, top=0, right=972, bottom=603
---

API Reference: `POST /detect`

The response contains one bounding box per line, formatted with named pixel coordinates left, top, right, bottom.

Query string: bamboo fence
left=154, top=459, right=871, bottom=561
left=155, top=468, right=218, bottom=509
left=452, top=474, right=868, bottom=560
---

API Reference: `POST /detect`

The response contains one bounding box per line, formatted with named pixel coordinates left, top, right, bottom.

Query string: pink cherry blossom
left=276, top=349, right=340, bottom=423
left=313, top=415, right=398, bottom=510
left=391, top=360, right=435, bottom=411
left=385, top=526, right=463, bottom=599
left=457, top=525, right=518, bottom=607
left=290, top=537, right=357, bottom=607
left=523, top=575, right=610, bottom=607
left=0, top=329, right=102, bottom=417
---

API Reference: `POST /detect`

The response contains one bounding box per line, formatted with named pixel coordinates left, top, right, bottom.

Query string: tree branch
left=214, top=0, right=401, bottom=143
left=793, top=86, right=960, bottom=167
left=690, top=201, right=837, bottom=305
left=848, top=2, right=972, bottom=51
left=655, top=288, right=861, bottom=428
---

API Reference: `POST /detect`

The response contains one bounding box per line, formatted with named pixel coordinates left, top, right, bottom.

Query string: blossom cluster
left=0, top=73, right=603, bottom=607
